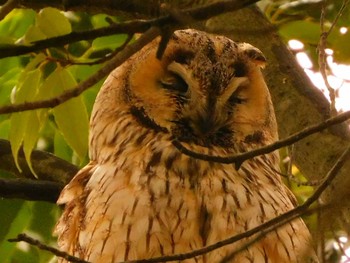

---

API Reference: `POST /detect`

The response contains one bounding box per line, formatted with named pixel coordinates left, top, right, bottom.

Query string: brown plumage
left=55, top=29, right=318, bottom=262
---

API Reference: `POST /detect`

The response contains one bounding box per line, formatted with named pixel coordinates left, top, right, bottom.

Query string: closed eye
left=160, top=73, right=188, bottom=93
left=227, top=84, right=247, bottom=105
left=228, top=95, right=245, bottom=105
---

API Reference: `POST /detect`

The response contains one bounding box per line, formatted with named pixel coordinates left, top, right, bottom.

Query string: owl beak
left=191, top=107, right=224, bottom=137
left=193, top=115, right=216, bottom=136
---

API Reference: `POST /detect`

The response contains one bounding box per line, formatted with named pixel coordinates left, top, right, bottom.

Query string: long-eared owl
left=55, top=29, right=318, bottom=262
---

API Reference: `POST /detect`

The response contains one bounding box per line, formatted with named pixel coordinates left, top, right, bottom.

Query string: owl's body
left=56, top=30, right=318, bottom=262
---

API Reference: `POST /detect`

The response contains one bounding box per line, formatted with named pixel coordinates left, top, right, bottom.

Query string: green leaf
left=22, top=25, right=46, bottom=43
left=0, top=201, right=33, bottom=263
left=91, top=14, right=116, bottom=28
left=92, top=34, right=127, bottom=51
left=68, top=64, right=102, bottom=114
left=0, top=9, right=35, bottom=42
left=279, top=20, right=320, bottom=45
left=0, top=56, right=21, bottom=77
left=0, top=120, right=10, bottom=139
left=37, top=7, right=72, bottom=38
left=330, top=30, right=350, bottom=63
left=17, top=53, right=46, bottom=83
left=0, top=66, right=21, bottom=106
left=43, top=67, right=89, bottom=162
left=23, top=111, right=41, bottom=171
left=54, top=129, right=73, bottom=162
left=9, top=69, right=42, bottom=172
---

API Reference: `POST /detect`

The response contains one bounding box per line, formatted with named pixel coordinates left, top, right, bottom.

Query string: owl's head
left=95, top=29, right=278, bottom=149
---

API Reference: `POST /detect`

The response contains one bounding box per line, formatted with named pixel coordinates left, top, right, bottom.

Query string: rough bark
left=0, top=139, right=78, bottom=184
left=205, top=7, right=350, bottom=211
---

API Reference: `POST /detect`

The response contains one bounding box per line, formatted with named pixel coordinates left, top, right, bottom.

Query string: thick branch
left=0, top=139, right=78, bottom=184
left=0, top=0, right=19, bottom=20
left=0, top=178, right=62, bottom=202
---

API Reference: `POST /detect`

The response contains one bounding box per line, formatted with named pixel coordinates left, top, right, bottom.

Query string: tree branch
left=0, top=0, right=260, bottom=18
left=126, top=144, right=350, bottom=262
left=205, top=6, right=350, bottom=215
left=49, top=144, right=350, bottom=262
left=173, top=110, right=350, bottom=167
left=8, top=143, right=349, bottom=261
left=0, top=0, right=19, bottom=20
left=0, top=178, right=62, bottom=202
left=0, top=20, right=150, bottom=59
left=8, top=233, right=90, bottom=263
left=0, top=0, right=259, bottom=59
left=318, top=0, right=350, bottom=116
left=0, top=139, right=78, bottom=184
left=0, top=26, right=161, bottom=114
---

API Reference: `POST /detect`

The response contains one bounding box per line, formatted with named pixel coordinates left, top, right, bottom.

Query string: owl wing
left=54, top=161, right=97, bottom=260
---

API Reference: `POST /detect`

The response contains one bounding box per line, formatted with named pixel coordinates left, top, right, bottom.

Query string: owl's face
left=104, top=30, right=278, bottom=149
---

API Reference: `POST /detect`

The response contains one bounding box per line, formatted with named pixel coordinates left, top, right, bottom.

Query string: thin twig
left=0, top=0, right=18, bottom=20
left=8, top=234, right=90, bottom=263
left=0, top=0, right=259, bottom=113
left=0, top=0, right=259, bottom=59
left=318, top=0, right=350, bottom=116
left=0, top=27, right=160, bottom=115
left=160, top=3, right=198, bottom=28
left=332, top=230, right=349, bottom=261
left=9, top=147, right=349, bottom=262
left=124, top=144, right=349, bottom=262
left=272, top=166, right=320, bottom=187
left=0, top=20, right=150, bottom=59
left=303, top=145, right=350, bottom=207
left=124, top=207, right=308, bottom=263
left=319, top=2, right=336, bottom=116
left=219, top=206, right=328, bottom=263
left=54, top=33, right=134, bottom=66
left=172, top=110, right=350, bottom=166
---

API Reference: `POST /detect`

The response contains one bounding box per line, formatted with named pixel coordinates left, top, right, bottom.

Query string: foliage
left=267, top=0, right=350, bottom=64
left=0, top=8, right=128, bottom=262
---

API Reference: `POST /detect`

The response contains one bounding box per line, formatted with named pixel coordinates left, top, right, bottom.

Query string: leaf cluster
left=0, top=8, right=128, bottom=262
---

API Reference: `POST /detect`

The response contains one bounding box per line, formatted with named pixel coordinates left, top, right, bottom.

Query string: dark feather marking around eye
left=130, top=106, right=167, bottom=133
left=232, top=61, right=247, bottom=77
left=172, top=49, right=195, bottom=65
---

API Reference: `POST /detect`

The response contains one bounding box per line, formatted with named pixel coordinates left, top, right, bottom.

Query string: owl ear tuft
left=239, top=43, right=266, bottom=68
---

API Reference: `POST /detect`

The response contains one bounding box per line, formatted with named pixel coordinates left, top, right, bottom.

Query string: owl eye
left=228, top=85, right=246, bottom=105
left=228, top=95, right=244, bottom=105
left=160, top=73, right=188, bottom=93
